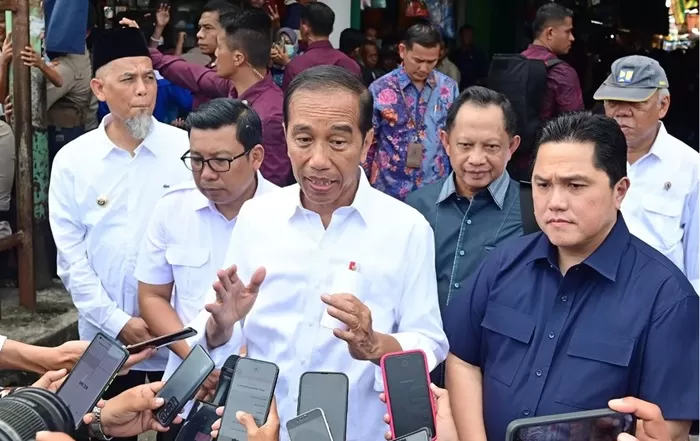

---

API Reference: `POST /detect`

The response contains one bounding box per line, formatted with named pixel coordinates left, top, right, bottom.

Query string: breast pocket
left=165, top=247, right=211, bottom=300
left=555, top=330, right=635, bottom=409
left=643, top=195, right=684, bottom=251
left=481, top=302, right=535, bottom=386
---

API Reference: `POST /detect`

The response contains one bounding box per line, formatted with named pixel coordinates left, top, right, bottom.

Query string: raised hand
left=204, top=265, right=266, bottom=330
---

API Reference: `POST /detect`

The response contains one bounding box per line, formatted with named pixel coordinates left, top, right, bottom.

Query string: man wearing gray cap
left=594, top=55, right=698, bottom=293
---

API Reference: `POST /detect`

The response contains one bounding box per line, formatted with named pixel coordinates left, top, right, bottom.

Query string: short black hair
left=284, top=65, right=373, bottom=138
left=534, top=112, right=627, bottom=187
left=221, top=7, right=273, bottom=68
left=203, top=0, right=239, bottom=15
left=339, top=28, right=365, bottom=55
left=532, top=3, right=573, bottom=37
left=404, top=21, right=443, bottom=49
left=361, top=40, right=378, bottom=54
left=300, top=2, right=334, bottom=38
left=445, top=86, right=518, bottom=138
left=186, top=98, right=263, bottom=152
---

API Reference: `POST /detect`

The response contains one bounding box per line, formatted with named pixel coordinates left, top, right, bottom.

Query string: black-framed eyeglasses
left=180, top=151, right=248, bottom=172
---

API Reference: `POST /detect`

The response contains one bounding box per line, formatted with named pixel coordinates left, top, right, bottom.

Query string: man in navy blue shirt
left=444, top=112, right=699, bottom=441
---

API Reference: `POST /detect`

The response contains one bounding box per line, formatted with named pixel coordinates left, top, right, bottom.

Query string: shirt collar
left=192, top=171, right=271, bottom=212
left=238, top=73, right=276, bottom=106
left=96, top=114, right=164, bottom=159
left=287, top=167, right=372, bottom=224
left=646, top=122, right=670, bottom=162
left=307, top=40, right=333, bottom=51
left=436, top=170, right=511, bottom=209
left=528, top=213, right=630, bottom=281
left=397, top=65, right=437, bottom=91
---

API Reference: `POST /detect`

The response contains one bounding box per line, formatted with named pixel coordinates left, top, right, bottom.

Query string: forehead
left=106, top=57, right=154, bottom=76
left=288, top=89, right=361, bottom=131
left=554, top=17, right=573, bottom=28
left=534, top=141, right=600, bottom=177
left=407, top=43, right=441, bottom=58
left=452, top=103, right=507, bottom=136
left=199, top=11, right=219, bottom=26
left=189, top=125, right=243, bottom=154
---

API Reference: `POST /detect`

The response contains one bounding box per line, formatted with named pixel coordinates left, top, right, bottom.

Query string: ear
left=658, top=93, right=670, bottom=119
left=398, top=43, right=407, bottom=61
left=359, top=128, right=374, bottom=164
left=90, top=77, right=107, bottom=103
left=232, top=49, right=246, bottom=67
left=249, top=144, right=265, bottom=170
left=508, top=135, right=521, bottom=159
left=440, top=129, right=451, bottom=156
left=613, top=176, right=631, bottom=209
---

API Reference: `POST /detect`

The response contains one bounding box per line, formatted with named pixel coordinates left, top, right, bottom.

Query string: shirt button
left=459, top=250, right=465, bottom=256
left=523, top=409, right=531, bottom=416
left=454, top=282, right=460, bottom=289
left=561, top=295, right=568, bottom=302
left=466, top=219, right=472, bottom=225
left=548, top=332, right=555, bottom=339
left=535, top=369, right=542, bottom=377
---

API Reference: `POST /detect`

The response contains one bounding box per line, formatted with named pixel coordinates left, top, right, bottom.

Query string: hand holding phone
left=212, top=397, right=281, bottom=441
left=505, top=409, right=635, bottom=441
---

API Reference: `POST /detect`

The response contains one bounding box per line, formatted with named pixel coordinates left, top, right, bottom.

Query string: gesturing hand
left=205, top=265, right=266, bottom=330
left=155, top=3, right=170, bottom=28
left=321, top=293, right=379, bottom=361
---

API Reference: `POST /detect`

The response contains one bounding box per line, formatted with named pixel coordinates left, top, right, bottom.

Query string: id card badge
left=407, top=142, right=423, bottom=168
left=321, top=263, right=361, bottom=331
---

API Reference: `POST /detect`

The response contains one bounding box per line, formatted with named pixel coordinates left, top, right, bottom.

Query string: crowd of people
left=0, top=0, right=697, bottom=440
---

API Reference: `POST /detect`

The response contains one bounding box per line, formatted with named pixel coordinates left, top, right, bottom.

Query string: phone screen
left=57, top=333, right=128, bottom=428
left=383, top=351, right=435, bottom=438
left=393, top=428, right=430, bottom=441
left=174, top=400, right=220, bottom=441
left=512, top=413, right=635, bottom=441
left=218, top=358, right=279, bottom=441
left=298, top=372, right=348, bottom=441
left=287, top=408, right=333, bottom=441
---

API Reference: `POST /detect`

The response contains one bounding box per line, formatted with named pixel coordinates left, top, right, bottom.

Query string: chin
left=543, top=227, right=581, bottom=248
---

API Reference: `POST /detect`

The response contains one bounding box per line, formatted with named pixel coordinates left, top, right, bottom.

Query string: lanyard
left=399, top=84, right=434, bottom=142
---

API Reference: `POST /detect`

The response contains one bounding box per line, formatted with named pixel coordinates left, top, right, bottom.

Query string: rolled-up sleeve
left=49, top=156, right=131, bottom=338
left=134, top=198, right=173, bottom=286
left=149, top=48, right=232, bottom=99
left=639, top=284, right=699, bottom=420
left=259, top=115, right=292, bottom=186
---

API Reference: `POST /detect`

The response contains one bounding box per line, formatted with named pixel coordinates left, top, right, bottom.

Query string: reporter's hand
left=210, top=398, right=280, bottom=441
left=83, top=382, right=183, bottom=437
left=119, top=18, right=140, bottom=29
left=194, top=368, right=221, bottom=402
left=608, top=397, right=670, bottom=441
left=380, top=384, right=460, bottom=441
left=35, top=432, right=75, bottom=441
left=118, top=318, right=155, bottom=346
left=32, top=369, right=68, bottom=392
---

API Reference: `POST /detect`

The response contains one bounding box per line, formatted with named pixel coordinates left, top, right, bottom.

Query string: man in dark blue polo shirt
left=444, top=112, right=699, bottom=441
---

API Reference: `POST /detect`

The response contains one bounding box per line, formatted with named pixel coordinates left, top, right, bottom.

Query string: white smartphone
left=286, top=408, right=333, bottom=441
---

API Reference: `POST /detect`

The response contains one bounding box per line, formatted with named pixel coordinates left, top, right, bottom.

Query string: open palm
left=205, top=265, right=266, bottom=329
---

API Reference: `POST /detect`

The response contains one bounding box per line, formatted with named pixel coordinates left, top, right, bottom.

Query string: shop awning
left=44, top=0, right=88, bottom=55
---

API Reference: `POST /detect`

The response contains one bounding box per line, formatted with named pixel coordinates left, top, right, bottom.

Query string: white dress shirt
left=622, top=122, right=699, bottom=292
left=188, top=169, right=448, bottom=441
left=49, top=115, right=192, bottom=371
left=133, top=173, right=279, bottom=380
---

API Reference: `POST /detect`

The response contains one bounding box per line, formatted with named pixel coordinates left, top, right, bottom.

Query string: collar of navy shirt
left=436, top=170, right=511, bottom=209
left=526, top=212, right=630, bottom=282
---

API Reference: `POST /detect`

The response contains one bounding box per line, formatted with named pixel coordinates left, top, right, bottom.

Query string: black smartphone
left=505, top=409, right=636, bottom=441
left=56, top=333, right=129, bottom=429
left=155, top=344, right=215, bottom=426
left=391, top=428, right=431, bottom=441
left=174, top=400, right=220, bottom=441
left=298, top=371, right=348, bottom=441
left=380, top=350, right=436, bottom=440
left=286, top=408, right=333, bottom=441
left=218, top=357, right=279, bottom=441
left=125, top=327, right=197, bottom=354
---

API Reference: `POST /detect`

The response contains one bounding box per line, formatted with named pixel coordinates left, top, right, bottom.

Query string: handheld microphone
left=211, top=354, right=240, bottom=406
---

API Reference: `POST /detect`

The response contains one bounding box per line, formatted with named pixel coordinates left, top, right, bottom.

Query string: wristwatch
left=89, top=406, right=113, bottom=441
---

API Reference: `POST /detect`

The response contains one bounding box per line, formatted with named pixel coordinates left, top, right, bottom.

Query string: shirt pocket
left=642, top=195, right=684, bottom=251
left=555, top=330, right=634, bottom=409
left=481, top=302, right=536, bottom=386
left=165, top=246, right=211, bottom=300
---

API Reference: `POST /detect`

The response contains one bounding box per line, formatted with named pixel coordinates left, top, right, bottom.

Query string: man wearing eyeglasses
left=134, top=98, right=278, bottom=393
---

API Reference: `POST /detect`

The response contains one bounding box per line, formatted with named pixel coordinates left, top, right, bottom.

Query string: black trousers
left=76, top=370, right=166, bottom=441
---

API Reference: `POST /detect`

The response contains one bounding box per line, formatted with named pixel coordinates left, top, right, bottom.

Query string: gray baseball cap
left=593, top=55, right=669, bottom=102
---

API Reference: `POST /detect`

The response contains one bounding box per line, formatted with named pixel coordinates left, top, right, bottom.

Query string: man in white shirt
left=595, top=55, right=699, bottom=292
left=188, top=65, right=448, bottom=441
left=135, top=98, right=278, bottom=382
left=48, top=27, right=191, bottom=441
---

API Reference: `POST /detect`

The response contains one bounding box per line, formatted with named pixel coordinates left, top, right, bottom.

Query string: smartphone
left=174, top=400, right=220, bottom=441
left=391, top=428, right=431, bottom=441
left=286, top=408, right=333, bottom=441
left=155, top=344, right=215, bottom=426
left=56, top=333, right=129, bottom=429
left=218, top=358, right=279, bottom=441
left=380, top=350, right=437, bottom=440
left=298, top=371, right=348, bottom=441
left=125, top=327, right=197, bottom=354
left=505, top=409, right=636, bottom=441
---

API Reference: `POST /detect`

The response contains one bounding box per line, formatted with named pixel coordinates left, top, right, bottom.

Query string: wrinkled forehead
left=287, top=89, right=362, bottom=133
left=101, top=56, right=154, bottom=79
